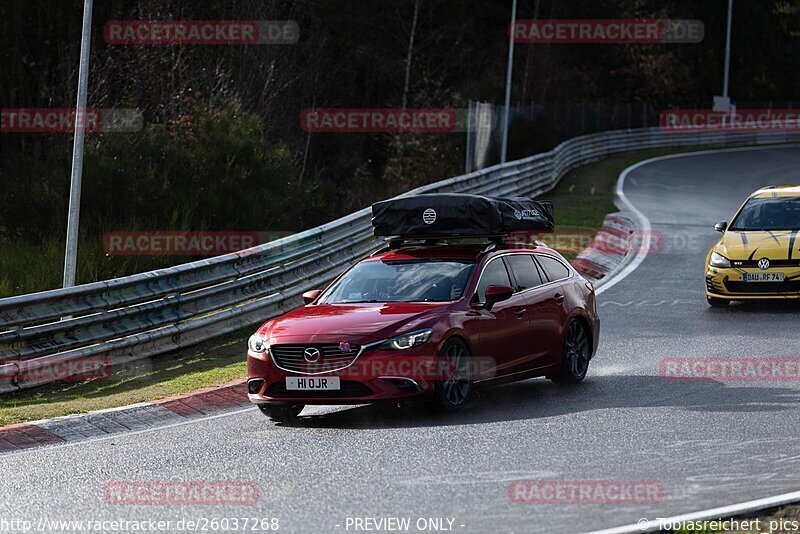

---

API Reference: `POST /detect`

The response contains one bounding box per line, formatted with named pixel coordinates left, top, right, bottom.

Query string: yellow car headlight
left=709, top=252, right=732, bottom=268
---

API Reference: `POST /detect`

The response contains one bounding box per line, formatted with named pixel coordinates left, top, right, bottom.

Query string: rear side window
left=476, top=259, right=512, bottom=301
left=505, top=254, right=544, bottom=292
left=536, top=255, right=571, bottom=282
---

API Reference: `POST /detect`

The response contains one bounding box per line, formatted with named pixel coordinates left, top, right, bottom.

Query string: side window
left=536, top=255, right=571, bottom=282
left=476, top=259, right=512, bottom=301
left=505, top=254, right=544, bottom=292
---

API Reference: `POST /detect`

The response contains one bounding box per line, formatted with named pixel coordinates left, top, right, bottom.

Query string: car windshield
left=729, top=196, right=800, bottom=231
left=318, top=259, right=474, bottom=304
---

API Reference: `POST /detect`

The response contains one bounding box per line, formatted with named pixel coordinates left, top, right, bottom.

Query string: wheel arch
left=437, top=331, right=472, bottom=355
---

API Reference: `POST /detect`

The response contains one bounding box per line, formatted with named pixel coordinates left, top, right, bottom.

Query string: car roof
left=750, top=185, right=800, bottom=198
left=364, top=243, right=554, bottom=263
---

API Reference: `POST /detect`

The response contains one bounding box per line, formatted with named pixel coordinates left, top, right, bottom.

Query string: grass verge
left=0, top=143, right=767, bottom=425
left=0, top=329, right=249, bottom=426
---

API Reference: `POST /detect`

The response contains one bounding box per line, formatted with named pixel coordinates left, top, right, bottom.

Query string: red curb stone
left=217, top=387, right=250, bottom=406
left=20, top=426, right=64, bottom=445
left=155, top=379, right=246, bottom=405
left=214, top=386, right=242, bottom=400
left=215, top=386, right=248, bottom=402
left=229, top=383, right=248, bottom=396
left=585, top=242, right=627, bottom=256
left=179, top=395, right=221, bottom=415
left=153, top=378, right=250, bottom=418
left=0, top=423, right=64, bottom=451
left=0, top=379, right=250, bottom=452
left=599, top=226, right=630, bottom=240
left=0, top=424, right=64, bottom=450
left=159, top=400, right=204, bottom=417
left=0, top=438, right=19, bottom=451
left=1, top=429, right=38, bottom=446
left=198, top=391, right=240, bottom=409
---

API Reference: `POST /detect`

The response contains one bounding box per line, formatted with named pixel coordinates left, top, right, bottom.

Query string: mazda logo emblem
left=303, top=347, right=321, bottom=362
left=758, top=258, right=770, bottom=270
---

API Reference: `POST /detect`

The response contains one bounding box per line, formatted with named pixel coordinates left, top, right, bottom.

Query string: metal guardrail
left=2, top=127, right=799, bottom=393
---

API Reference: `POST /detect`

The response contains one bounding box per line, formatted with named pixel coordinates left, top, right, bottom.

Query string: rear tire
left=428, top=338, right=473, bottom=413
left=707, top=296, right=729, bottom=308
left=258, top=403, right=304, bottom=423
left=550, top=319, right=591, bottom=384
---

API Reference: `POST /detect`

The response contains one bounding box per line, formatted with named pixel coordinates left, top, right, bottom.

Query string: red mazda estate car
left=247, top=242, right=599, bottom=422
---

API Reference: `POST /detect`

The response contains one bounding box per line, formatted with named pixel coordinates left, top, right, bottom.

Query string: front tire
left=258, top=403, right=304, bottom=423
left=429, top=338, right=473, bottom=412
left=550, top=319, right=591, bottom=384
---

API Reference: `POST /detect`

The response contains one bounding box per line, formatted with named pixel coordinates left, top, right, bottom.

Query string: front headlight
left=248, top=334, right=268, bottom=353
left=709, top=251, right=731, bottom=268
left=380, top=329, right=433, bottom=350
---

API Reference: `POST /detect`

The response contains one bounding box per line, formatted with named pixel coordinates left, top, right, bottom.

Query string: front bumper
left=705, top=265, right=800, bottom=300
left=247, top=344, right=440, bottom=405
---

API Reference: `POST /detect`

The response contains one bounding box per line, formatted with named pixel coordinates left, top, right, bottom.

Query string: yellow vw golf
left=705, top=185, right=800, bottom=306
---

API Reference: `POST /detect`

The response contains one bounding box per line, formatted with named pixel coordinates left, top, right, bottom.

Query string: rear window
left=536, top=255, right=571, bottom=282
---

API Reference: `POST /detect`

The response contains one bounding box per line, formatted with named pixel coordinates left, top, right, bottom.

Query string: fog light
left=248, top=378, right=265, bottom=394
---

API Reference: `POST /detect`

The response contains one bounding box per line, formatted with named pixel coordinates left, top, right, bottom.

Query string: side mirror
left=714, top=221, right=728, bottom=233
left=302, top=289, right=322, bottom=304
left=483, top=285, right=514, bottom=310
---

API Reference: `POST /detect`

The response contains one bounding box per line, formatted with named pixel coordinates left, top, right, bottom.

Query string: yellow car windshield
left=729, top=196, right=800, bottom=231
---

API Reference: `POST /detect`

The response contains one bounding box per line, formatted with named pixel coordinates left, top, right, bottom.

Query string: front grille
left=724, top=280, right=800, bottom=294
left=270, top=344, right=362, bottom=374
left=266, top=381, right=373, bottom=398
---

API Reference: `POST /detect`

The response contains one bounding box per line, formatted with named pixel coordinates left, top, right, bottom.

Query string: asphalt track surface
left=2, top=146, right=800, bottom=534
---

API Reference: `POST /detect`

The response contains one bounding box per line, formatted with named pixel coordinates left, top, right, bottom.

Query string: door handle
left=553, top=293, right=565, bottom=304
left=515, top=307, right=527, bottom=318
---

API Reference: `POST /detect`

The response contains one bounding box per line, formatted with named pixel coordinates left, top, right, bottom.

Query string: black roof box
left=371, top=193, right=554, bottom=238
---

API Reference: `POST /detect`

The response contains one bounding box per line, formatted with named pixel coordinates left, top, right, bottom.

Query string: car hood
left=258, top=302, right=449, bottom=344
left=716, top=230, right=800, bottom=261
